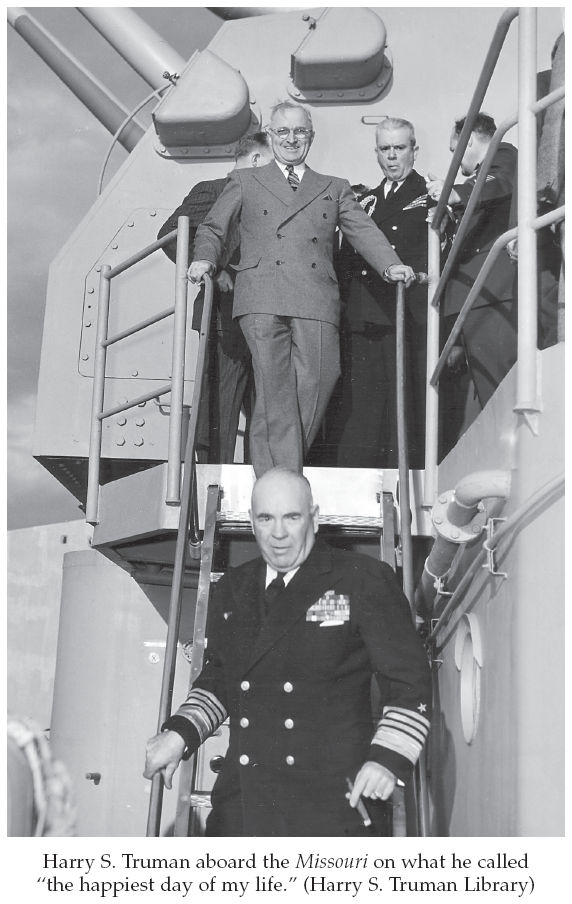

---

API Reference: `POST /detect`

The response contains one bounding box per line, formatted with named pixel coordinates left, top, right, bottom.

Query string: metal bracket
left=483, top=517, right=508, bottom=577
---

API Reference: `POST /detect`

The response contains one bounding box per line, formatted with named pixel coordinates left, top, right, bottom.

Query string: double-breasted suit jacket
left=193, top=161, right=402, bottom=474
left=165, top=542, right=432, bottom=837
left=194, top=161, right=402, bottom=326
left=329, top=171, right=433, bottom=468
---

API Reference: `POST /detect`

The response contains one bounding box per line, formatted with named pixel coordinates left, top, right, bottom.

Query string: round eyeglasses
left=269, top=127, right=313, bottom=139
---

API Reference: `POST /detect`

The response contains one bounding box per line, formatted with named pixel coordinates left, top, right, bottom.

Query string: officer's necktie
left=265, top=574, right=286, bottom=614
left=386, top=180, right=398, bottom=199
left=286, top=165, right=300, bottom=191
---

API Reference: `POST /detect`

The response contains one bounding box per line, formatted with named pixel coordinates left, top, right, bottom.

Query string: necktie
left=265, top=574, right=286, bottom=614
left=386, top=180, right=398, bottom=199
left=286, top=165, right=300, bottom=191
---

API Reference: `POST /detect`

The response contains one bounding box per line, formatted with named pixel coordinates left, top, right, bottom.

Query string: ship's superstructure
left=8, top=7, right=564, bottom=837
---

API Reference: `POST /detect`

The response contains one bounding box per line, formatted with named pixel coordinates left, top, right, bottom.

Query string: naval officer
left=144, top=468, right=431, bottom=836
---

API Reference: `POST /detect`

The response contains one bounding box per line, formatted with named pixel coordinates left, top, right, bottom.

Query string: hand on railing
left=426, top=173, right=461, bottom=207
left=187, top=260, right=214, bottom=284
left=384, top=264, right=416, bottom=287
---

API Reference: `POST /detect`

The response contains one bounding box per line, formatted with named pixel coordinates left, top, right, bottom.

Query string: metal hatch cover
left=288, top=8, right=392, bottom=102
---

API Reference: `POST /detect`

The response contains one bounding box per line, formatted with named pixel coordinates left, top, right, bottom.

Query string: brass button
left=392, top=225, right=398, bottom=230
left=285, top=719, right=294, bottom=729
left=286, top=756, right=295, bottom=765
left=241, top=681, right=250, bottom=691
left=311, top=263, right=317, bottom=269
left=277, top=234, right=283, bottom=239
left=284, top=682, right=293, bottom=693
left=276, top=260, right=281, bottom=265
left=240, top=718, right=249, bottom=728
left=323, top=213, right=327, bottom=219
left=312, top=237, right=318, bottom=243
left=361, top=270, right=368, bottom=276
left=263, top=210, right=268, bottom=215
left=239, top=754, right=249, bottom=765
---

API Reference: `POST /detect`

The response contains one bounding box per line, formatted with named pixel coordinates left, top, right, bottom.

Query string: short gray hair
left=376, top=117, right=416, bottom=146
left=269, top=101, right=313, bottom=130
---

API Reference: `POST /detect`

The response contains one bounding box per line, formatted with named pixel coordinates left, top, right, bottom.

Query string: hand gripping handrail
left=86, top=216, right=190, bottom=524
left=146, top=275, right=214, bottom=837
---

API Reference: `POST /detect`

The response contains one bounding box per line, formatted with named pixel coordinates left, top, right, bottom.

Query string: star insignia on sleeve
left=417, top=703, right=427, bottom=713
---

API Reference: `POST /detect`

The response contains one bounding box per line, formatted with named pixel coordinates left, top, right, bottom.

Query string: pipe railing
left=86, top=216, right=190, bottom=524
left=146, top=276, right=215, bottom=837
left=430, top=7, right=519, bottom=235
left=422, top=7, right=565, bottom=481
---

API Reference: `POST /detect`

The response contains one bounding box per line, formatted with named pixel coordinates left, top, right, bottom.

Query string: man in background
left=158, top=132, right=273, bottom=462
left=426, top=113, right=517, bottom=416
left=328, top=117, right=438, bottom=469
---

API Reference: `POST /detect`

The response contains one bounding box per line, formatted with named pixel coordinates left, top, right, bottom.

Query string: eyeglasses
left=269, top=127, right=313, bottom=139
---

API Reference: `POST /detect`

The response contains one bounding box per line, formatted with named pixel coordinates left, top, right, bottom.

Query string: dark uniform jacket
left=165, top=542, right=431, bottom=837
left=193, top=160, right=402, bottom=327
left=337, top=170, right=432, bottom=328
left=157, top=177, right=238, bottom=331
left=444, top=142, right=518, bottom=316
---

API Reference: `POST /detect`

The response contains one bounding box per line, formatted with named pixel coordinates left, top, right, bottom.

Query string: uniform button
left=240, top=718, right=249, bottom=728
left=312, top=237, right=318, bottom=243
left=239, top=755, right=249, bottom=765
left=361, top=270, right=368, bottom=276
left=391, top=245, right=395, bottom=249
left=284, top=682, right=293, bottom=693
left=241, top=681, right=250, bottom=691
left=284, top=719, right=294, bottom=729
left=277, top=234, right=283, bottom=239
left=392, top=225, right=398, bottom=230
left=323, top=213, right=327, bottom=219
left=263, top=210, right=268, bottom=215
left=286, top=756, right=295, bottom=765
left=276, top=260, right=281, bottom=265
left=311, top=263, right=317, bottom=268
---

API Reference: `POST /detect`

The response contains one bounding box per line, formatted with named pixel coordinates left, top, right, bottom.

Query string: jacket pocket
left=232, top=257, right=261, bottom=272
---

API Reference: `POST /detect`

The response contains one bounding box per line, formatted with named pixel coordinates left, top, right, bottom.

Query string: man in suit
left=426, top=113, right=518, bottom=411
left=144, top=468, right=431, bottom=837
left=328, top=118, right=436, bottom=469
left=188, top=102, right=415, bottom=476
left=157, top=132, right=273, bottom=462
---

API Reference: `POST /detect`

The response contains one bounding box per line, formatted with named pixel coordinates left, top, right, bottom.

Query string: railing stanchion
left=146, top=274, right=214, bottom=837
left=166, top=215, right=190, bottom=504
left=86, top=264, right=111, bottom=525
left=423, top=228, right=441, bottom=507
left=515, top=6, right=540, bottom=417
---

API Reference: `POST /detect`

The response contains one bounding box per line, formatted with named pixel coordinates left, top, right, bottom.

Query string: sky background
left=7, top=6, right=563, bottom=530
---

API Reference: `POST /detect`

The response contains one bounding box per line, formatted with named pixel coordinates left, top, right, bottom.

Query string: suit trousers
left=239, top=314, right=340, bottom=475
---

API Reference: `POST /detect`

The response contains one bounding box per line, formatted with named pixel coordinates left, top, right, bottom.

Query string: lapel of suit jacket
left=227, top=559, right=265, bottom=674
left=242, top=542, right=340, bottom=676
left=279, top=166, right=333, bottom=223
left=372, top=172, right=427, bottom=227
left=252, top=160, right=295, bottom=208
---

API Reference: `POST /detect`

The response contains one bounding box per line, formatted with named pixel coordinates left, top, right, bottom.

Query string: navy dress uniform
left=444, top=142, right=518, bottom=408
left=328, top=171, right=433, bottom=468
left=164, top=542, right=431, bottom=837
left=193, top=161, right=402, bottom=476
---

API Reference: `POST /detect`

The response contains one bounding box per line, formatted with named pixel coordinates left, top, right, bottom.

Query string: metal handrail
left=431, top=205, right=564, bottom=386
left=86, top=216, right=190, bottom=523
left=430, top=7, right=519, bottom=234
left=146, top=275, right=215, bottom=837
